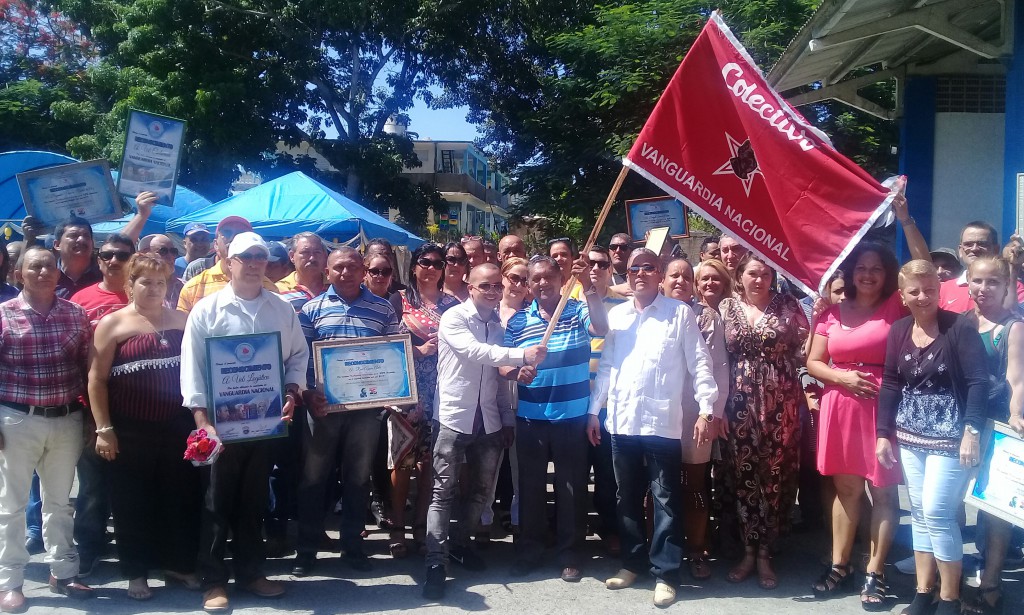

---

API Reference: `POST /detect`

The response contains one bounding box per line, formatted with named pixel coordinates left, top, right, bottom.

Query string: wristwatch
left=965, top=424, right=980, bottom=436
left=700, top=414, right=715, bottom=424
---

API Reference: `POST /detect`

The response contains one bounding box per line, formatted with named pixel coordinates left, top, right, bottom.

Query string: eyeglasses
left=473, top=282, right=504, bottom=293
left=98, top=250, right=132, bottom=262
left=445, top=256, right=467, bottom=265
left=233, top=252, right=269, bottom=263
left=547, top=236, right=571, bottom=246
left=505, top=274, right=527, bottom=286
left=628, top=264, right=659, bottom=274
left=461, top=235, right=482, bottom=244
left=591, top=260, right=611, bottom=270
left=417, top=258, right=445, bottom=271
left=151, top=247, right=179, bottom=257
left=609, top=243, right=631, bottom=252
left=367, top=267, right=393, bottom=277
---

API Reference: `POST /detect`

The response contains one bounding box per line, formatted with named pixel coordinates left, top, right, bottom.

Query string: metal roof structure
left=767, top=0, right=1012, bottom=119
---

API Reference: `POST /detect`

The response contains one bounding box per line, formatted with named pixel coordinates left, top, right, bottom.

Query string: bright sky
left=405, top=100, right=479, bottom=142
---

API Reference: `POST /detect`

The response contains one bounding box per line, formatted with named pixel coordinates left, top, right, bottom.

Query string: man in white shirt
left=181, top=232, right=308, bottom=613
left=423, top=263, right=546, bottom=601
left=588, top=248, right=718, bottom=608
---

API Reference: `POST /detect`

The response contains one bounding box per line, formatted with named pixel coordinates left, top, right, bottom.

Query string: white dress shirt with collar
left=181, top=284, right=309, bottom=410
left=435, top=300, right=526, bottom=435
left=589, top=293, right=718, bottom=439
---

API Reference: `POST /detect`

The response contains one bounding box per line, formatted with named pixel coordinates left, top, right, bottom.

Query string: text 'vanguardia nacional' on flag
left=623, top=12, right=895, bottom=295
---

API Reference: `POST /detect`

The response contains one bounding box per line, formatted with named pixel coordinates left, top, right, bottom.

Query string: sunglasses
left=591, top=260, right=611, bottom=270
left=445, top=256, right=467, bottom=265
left=417, top=258, right=445, bottom=271
left=609, top=243, right=631, bottom=252
left=505, top=274, right=527, bottom=286
left=461, top=235, right=482, bottom=244
left=98, top=250, right=132, bottom=262
left=473, top=282, right=504, bottom=293
left=628, top=264, right=659, bottom=274
left=152, top=247, right=179, bottom=257
left=233, top=252, right=268, bottom=263
left=367, top=267, right=393, bottom=277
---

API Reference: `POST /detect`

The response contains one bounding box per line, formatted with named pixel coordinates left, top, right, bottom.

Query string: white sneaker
left=653, top=582, right=676, bottom=607
left=605, top=569, right=638, bottom=589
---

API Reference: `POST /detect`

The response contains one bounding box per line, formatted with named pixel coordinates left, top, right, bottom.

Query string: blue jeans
left=296, top=409, right=380, bottom=557
left=611, top=434, right=683, bottom=585
left=901, top=447, right=970, bottom=562
left=26, top=474, right=41, bottom=541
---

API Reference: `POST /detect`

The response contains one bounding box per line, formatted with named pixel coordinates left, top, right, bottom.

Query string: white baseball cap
left=227, top=231, right=269, bottom=259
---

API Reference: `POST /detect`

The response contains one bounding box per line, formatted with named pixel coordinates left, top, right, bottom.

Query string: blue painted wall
left=1003, top=0, right=1024, bottom=239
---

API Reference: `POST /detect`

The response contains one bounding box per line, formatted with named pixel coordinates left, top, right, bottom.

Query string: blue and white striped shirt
left=504, top=299, right=592, bottom=421
left=299, top=285, right=401, bottom=388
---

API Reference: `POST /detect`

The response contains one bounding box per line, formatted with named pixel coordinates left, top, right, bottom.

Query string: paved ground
left=11, top=491, right=1024, bottom=614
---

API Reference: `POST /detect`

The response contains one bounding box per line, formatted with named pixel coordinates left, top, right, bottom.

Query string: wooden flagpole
left=539, top=164, right=631, bottom=347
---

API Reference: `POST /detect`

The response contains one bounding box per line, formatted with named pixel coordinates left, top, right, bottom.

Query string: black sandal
left=900, top=588, right=937, bottom=615
left=860, top=572, right=892, bottom=612
left=812, top=563, right=855, bottom=598
left=961, top=586, right=1003, bottom=615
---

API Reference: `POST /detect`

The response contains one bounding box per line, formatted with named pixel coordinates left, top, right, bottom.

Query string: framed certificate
left=625, top=196, right=689, bottom=243
left=964, top=421, right=1024, bottom=528
left=16, top=159, right=124, bottom=230
left=313, top=334, right=418, bottom=412
left=117, top=109, right=187, bottom=207
left=205, top=332, right=288, bottom=443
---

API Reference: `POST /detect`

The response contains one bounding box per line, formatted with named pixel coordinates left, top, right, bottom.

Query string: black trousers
left=198, top=439, right=272, bottom=588
left=515, top=415, right=589, bottom=567
left=109, top=413, right=201, bottom=580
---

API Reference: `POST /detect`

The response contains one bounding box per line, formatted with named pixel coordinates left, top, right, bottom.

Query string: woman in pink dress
left=807, top=236, right=924, bottom=609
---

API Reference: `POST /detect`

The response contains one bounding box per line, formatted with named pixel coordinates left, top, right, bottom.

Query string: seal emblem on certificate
left=312, top=334, right=418, bottom=412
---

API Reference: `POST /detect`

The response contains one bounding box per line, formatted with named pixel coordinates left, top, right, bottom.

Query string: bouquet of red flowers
left=183, top=429, right=223, bottom=466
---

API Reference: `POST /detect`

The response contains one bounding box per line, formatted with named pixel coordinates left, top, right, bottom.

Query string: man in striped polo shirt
left=295, top=247, right=401, bottom=576
left=503, top=255, right=608, bottom=582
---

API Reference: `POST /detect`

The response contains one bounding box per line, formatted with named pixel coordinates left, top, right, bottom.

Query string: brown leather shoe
left=48, top=576, right=93, bottom=600
left=243, top=577, right=285, bottom=598
left=0, top=589, right=26, bottom=614
left=202, top=586, right=229, bottom=612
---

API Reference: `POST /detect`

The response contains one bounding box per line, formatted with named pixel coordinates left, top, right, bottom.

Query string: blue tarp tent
left=0, top=151, right=78, bottom=220
left=0, top=151, right=213, bottom=236
left=166, top=172, right=423, bottom=247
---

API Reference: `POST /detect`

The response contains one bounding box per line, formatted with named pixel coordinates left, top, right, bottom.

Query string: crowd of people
left=0, top=190, right=1022, bottom=614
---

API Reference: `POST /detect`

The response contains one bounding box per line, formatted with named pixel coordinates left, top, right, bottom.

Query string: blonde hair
left=694, top=258, right=733, bottom=299
left=897, top=259, right=938, bottom=288
left=500, top=257, right=528, bottom=277
left=968, top=256, right=1012, bottom=286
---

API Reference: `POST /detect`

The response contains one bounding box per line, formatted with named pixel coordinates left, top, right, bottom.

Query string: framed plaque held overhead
left=625, top=196, right=689, bottom=243
left=964, top=421, right=1024, bottom=528
left=16, top=160, right=124, bottom=230
left=313, top=334, right=418, bottom=412
left=117, top=109, right=187, bottom=207
left=205, top=332, right=288, bottom=443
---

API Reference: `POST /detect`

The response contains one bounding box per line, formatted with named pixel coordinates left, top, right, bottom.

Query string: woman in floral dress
left=721, top=253, right=809, bottom=590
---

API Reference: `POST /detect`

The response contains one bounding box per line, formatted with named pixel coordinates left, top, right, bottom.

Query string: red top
left=108, top=330, right=187, bottom=422
left=70, top=283, right=128, bottom=328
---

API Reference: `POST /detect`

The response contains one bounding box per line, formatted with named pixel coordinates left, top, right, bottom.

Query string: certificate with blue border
left=625, top=196, right=689, bottom=243
left=16, top=159, right=124, bottom=230
left=313, top=334, right=418, bottom=412
left=117, top=109, right=187, bottom=207
left=965, top=421, right=1024, bottom=528
left=205, top=332, right=288, bottom=443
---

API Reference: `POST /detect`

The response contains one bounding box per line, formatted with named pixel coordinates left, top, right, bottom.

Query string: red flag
left=624, top=13, right=895, bottom=295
